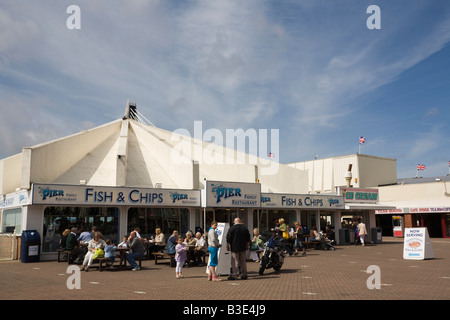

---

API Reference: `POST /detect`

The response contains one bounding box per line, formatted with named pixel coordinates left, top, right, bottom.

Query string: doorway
left=421, top=214, right=443, bottom=238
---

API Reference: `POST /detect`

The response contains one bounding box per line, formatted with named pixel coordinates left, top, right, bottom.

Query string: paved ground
left=0, top=237, right=449, bottom=305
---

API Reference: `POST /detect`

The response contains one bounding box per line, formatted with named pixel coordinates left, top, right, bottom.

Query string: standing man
left=226, top=218, right=251, bottom=280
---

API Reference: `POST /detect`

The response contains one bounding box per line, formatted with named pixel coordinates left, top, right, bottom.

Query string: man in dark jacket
left=65, top=227, right=83, bottom=262
left=226, top=218, right=250, bottom=280
left=126, top=231, right=145, bottom=271
left=65, top=227, right=79, bottom=251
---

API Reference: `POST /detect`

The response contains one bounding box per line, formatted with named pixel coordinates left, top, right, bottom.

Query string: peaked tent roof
left=1, top=114, right=309, bottom=195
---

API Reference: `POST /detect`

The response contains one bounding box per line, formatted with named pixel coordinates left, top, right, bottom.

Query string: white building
left=290, top=154, right=450, bottom=238
left=0, top=103, right=348, bottom=260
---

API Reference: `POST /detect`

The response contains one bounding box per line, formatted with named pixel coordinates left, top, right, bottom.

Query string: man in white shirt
left=193, top=232, right=207, bottom=266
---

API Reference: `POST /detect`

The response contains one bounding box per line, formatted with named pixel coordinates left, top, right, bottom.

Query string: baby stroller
left=318, top=231, right=336, bottom=251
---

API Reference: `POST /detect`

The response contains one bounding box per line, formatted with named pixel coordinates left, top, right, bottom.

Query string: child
left=104, top=239, right=116, bottom=269
left=175, top=236, right=188, bottom=279
left=118, top=235, right=128, bottom=247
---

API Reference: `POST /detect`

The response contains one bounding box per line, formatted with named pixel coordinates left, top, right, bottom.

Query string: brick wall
left=0, top=234, right=21, bottom=260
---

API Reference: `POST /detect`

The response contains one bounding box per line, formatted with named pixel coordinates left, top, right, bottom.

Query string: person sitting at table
left=325, top=226, right=335, bottom=242
left=104, top=239, right=116, bottom=269
left=193, top=231, right=208, bottom=266
left=118, top=235, right=128, bottom=248
left=310, top=226, right=321, bottom=242
left=148, top=228, right=165, bottom=258
left=77, top=226, right=92, bottom=244
left=126, top=231, right=145, bottom=271
left=184, top=231, right=196, bottom=266
left=66, top=227, right=83, bottom=264
left=81, top=232, right=106, bottom=272
left=134, top=227, right=148, bottom=242
left=166, top=230, right=179, bottom=255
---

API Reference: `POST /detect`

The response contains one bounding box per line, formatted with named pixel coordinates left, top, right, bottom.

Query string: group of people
left=163, top=229, right=209, bottom=279
left=59, top=217, right=367, bottom=276
left=59, top=226, right=153, bottom=271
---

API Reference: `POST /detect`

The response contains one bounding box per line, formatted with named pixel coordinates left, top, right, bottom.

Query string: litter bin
left=20, top=230, right=41, bottom=263
left=339, top=228, right=350, bottom=245
left=371, top=227, right=382, bottom=244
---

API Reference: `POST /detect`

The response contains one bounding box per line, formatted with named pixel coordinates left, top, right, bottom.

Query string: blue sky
left=0, top=0, right=449, bottom=179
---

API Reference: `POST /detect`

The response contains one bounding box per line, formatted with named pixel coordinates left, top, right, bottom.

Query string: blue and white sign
left=0, top=190, right=30, bottom=209
left=31, top=184, right=201, bottom=207
left=261, top=193, right=344, bottom=210
left=206, top=181, right=261, bottom=208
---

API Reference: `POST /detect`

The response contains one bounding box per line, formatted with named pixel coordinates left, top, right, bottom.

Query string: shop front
left=340, top=187, right=395, bottom=243
left=259, top=193, right=344, bottom=242
left=31, top=183, right=201, bottom=259
left=375, top=207, right=450, bottom=238
left=405, top=207, right=450, bottom=238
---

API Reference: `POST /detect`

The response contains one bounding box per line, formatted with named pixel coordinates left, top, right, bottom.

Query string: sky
left=0, top=0, right=450, bottom=179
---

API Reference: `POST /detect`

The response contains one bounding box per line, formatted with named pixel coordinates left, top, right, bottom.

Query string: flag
left=269, top=152, right=274, bottom=160
left=417, top=164, right=426, bottom=171
left=359, top=136, right=366, bottom=144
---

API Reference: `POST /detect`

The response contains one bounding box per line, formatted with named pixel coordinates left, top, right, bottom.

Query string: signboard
left=0, top=190, right=30, bottom=209
left=261, top=193, right=344, bottom=210
left=375, top=209, right=406, bottom=214
left=205, top=181, right=260, bottom=208
left=340, top=187, right=378, bottom=203
left=403, top=228, right=434, bottom=260
left=31, top=184, right=201, bottom=207
left=407, top=207, right=450, bottom=214
left=206, top=222, right=231, bottom=276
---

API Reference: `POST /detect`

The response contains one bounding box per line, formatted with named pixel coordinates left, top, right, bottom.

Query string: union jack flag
left=359, top=136, right=366, bottom=144
left=417, top=164, right=426, bottom=171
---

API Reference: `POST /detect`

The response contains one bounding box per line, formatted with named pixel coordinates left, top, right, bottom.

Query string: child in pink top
left=175, top=236, right=188, bottom=278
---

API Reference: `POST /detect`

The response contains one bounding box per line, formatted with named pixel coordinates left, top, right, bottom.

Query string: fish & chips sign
left=31, top=184, right=200, bottom=207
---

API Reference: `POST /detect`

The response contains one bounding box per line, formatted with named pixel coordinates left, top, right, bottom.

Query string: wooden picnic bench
left=303, top=241, right=322, bottom=250
left=56, top=248, right=79, bottom=264
left=152, top=252, right=176, bottom=267
left=57, top=248, right=142, bottom=271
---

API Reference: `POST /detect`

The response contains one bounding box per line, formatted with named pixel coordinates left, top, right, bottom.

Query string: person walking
left=226, top=218, right=251, bottom=280
left=357, top=218, right=368, bottom=246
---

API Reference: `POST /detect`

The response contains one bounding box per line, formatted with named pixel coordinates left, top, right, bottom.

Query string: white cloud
left=1, top=0, right=450, bottom=176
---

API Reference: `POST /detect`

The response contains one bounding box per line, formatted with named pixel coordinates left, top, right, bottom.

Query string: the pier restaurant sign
left=31, top=183, right=201, bottom=207
left=206, top=181, right=261, bottom=208
left=261, top=193, right=344, bottom=209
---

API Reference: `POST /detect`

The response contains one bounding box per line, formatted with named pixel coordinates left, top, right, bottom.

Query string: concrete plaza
left=0, top=237, right=449, bottom=302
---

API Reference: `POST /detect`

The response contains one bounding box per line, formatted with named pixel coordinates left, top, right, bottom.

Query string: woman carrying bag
left=81, top=232, right=106, bottom=272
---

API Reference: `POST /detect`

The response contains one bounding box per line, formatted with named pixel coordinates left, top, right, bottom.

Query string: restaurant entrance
left=421, top=214, right=443, bottom=238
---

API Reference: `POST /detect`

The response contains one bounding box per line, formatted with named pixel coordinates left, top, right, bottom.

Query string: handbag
left=282, top=231, right=289, bottom=240
left=92, top=248, right=104, bottom=260
left=250, top=241, right=259, bottom=251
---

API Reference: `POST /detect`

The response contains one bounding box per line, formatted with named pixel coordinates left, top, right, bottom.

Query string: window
left=42, top=207, right=119, bottom=253
left=1, top=208, right=22, bottom=234
left=127, top=207, right=189, bottom=239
